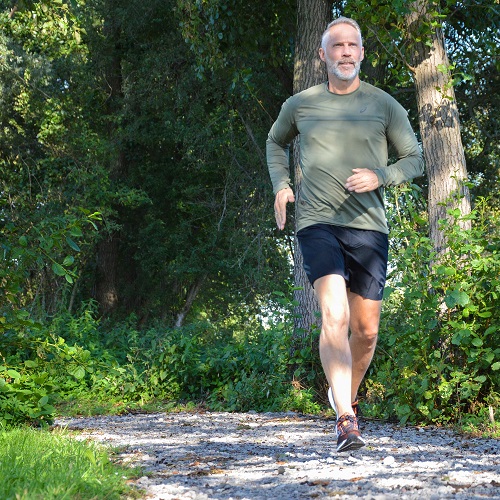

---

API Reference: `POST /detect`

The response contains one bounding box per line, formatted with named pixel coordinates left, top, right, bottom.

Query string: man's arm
left=273, top=187, right=295, bottom=230
left=372, top=100, right=424, bottom=187
left=266, top=98, right=299, bottom=230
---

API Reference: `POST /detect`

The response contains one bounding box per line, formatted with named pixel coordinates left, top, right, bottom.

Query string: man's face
left=319, top=24, right=364, bottom=82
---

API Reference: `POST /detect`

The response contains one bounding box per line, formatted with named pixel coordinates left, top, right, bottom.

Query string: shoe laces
left=336, top=413, right=359, bottom=437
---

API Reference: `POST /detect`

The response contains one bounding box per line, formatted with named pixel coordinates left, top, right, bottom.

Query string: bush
left=367, top=191, right=500, bottom=424
left=0, top=300, right=305, bottom=420
left=0, top=364, right=58, bottom=427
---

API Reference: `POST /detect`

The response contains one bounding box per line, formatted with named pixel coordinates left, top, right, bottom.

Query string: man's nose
left=342, top=45, right=352, bottom=56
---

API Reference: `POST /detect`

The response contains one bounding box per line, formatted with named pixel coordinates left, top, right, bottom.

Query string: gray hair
left=321, top=17, right=363, bottom=50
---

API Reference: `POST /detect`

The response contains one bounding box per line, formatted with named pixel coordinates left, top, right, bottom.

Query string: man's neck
left=327, top=77, right=361, bottom=95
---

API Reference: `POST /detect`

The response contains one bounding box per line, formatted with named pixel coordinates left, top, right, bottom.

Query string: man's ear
left=318, top=47, right=326, bottom=62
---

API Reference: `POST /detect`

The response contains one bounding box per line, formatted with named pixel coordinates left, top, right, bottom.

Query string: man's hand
left=345, top=168, right=380, bottom=193
left=274, top=187, right=295, bottom=230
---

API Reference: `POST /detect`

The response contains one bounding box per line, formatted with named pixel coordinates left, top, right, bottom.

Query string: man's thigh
left=297, top=224, right=348, bottom=287
left=334, top=227, right=388, bottom=301
left=347, top=291, right=382, bottom=335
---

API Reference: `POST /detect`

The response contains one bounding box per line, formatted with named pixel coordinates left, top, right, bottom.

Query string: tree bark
left=291, top=0, right=329, bottom=338
left=94, top=2, right=125, bottom=315
left=174, top=277, right=205, bottom=328
left=405, top=0, right=471, bottom=255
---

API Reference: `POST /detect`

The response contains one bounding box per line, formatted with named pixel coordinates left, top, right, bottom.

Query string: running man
left=267, top=17, right=424, bottom=452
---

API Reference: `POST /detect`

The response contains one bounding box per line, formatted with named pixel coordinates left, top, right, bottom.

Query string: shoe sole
left=337, top=435, right=366, bottom=453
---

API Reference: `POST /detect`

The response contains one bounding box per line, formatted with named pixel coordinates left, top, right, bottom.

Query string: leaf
left=435, top=265, right=457, bottom=276
left=477, top=311, right=492, bottom=318
left=69, top=226, right=83, bottom=237
left=485, top=326, right=497, bottom=336
left=445, top=290, right=470, bottom=308
left=52, top=263, right=66, bottom=276
left=63, top=256, right=75, bottom=266
left=452, top=329, right=471, bottom=345
left=66, top=236, right=81, bottom=252
left=7, top=369, right=21, bottom=379
left=471, top=337, right=483, bottom=347
left=68, top=365, right=86, bottom=379
left=39, top=395, right=49, bottom=406
left=492, top=362, right=500, bottom=371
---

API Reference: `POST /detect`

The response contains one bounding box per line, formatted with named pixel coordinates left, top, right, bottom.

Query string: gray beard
left=328, top=60, right=361, bottom=82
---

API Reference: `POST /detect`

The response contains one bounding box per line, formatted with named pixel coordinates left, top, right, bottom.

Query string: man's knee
left=321, top=303, right=349, bottom=334
left=351, top=322, right=379, bottom=344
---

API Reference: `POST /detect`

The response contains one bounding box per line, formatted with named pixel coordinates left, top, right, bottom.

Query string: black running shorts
left=296, top=224, right=389, bottom=301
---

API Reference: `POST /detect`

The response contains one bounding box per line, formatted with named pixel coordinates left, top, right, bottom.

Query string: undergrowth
left=364, top=190, right=500, bottom=429
left=1, top=190, right=499, bottom=436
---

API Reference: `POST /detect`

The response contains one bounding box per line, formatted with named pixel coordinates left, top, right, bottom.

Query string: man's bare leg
left=315, top=275, right=367, bottom=451
left=315, top=274, right=353, bottom=417
left=347, top=291, right=382, bottom=403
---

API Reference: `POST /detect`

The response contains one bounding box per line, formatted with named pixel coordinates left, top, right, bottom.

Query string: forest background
left=1, top=0, right=499, bottom=431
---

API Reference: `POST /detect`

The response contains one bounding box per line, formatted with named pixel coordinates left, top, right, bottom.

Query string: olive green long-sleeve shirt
left=267, top=81, right=424, bottom=234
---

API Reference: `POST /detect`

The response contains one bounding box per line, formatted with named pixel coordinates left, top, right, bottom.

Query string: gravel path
left=56, top=411, right=500, bottom=499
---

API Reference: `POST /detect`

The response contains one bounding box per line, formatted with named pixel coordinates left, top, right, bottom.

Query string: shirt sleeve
left=266, top=98, right=299, bottom=195
left=373, top=99, right=424, bottom=187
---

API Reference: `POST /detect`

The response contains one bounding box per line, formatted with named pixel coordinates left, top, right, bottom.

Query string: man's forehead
left=328, top=23, right=362, bottom=43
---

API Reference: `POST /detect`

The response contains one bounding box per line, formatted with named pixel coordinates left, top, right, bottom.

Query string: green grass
left=0, top=427, right=142, bottom=500
left=56, top=395, right=198, bottom=418
left=457, top=420, right=500, bottom=439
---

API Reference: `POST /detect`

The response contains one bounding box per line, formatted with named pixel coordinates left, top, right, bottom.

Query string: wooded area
left=1, top=0, right=499, bottom=427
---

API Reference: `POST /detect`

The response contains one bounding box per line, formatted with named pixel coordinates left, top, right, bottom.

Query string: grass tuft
left=0, top=427, right=142, bottom=499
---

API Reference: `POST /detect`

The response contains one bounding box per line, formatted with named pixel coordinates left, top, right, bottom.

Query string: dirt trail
left=57, top=411, right=500, bottom=499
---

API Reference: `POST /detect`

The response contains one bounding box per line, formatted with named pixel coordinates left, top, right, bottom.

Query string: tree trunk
left=95, top=235, right=119, bottom=314
left=174, top=277, right=205, bottom=328
left=291, top=0, right=329, bottom=339
left=405, top=0, right=471, bottom=255
left=94, top=3, right=125, bottom=315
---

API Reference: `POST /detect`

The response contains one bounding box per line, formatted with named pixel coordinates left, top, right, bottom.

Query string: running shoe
left=336, top=413, right=365, bottom=452
left=327, top=387, right=360, bottom=417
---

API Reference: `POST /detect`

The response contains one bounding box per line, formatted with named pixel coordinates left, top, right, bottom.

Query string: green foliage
left=367, top=188, right=500, bottom=424
left=0, top=323, right=100, bottom=427
left=281, top=387, right=322, bottom=415
left=0, top=427, right=140, bottom=499
left=1, top=296, right=319, bottom=423
left=0, top=363, right=58, bottom=428
left=1, top=0, right=293, bottom=322
left=1, top=0, right=499, bottom=429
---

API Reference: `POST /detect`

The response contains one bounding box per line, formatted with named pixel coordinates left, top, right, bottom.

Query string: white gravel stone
left=56, top=411, right=500, bottom=499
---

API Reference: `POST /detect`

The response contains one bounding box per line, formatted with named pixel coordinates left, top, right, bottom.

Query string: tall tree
left=93, top=0, right=125, bottom=315
left=405, top=0, right=471, bottom=254
left=1, top=0, right=101, bottom=318
left=82, top=0, right=296, bottom=324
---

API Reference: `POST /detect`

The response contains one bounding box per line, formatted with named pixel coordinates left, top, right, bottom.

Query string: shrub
left=368, top=191, right=500, bottom=424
